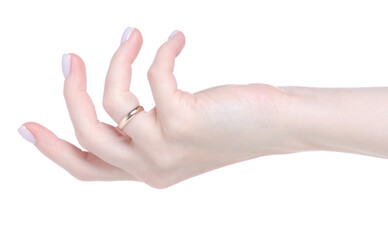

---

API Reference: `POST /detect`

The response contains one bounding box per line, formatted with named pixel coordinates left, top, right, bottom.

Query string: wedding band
left=118, top=106, right=144, bottom=130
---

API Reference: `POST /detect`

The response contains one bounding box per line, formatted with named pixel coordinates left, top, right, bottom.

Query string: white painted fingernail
left=62, top=54, right=71, bottom=78
left=121, top=27, right=134, bottom=45
left=18, top=126, right=36, bottom=144
left=168, top=29, right=179, bottom=40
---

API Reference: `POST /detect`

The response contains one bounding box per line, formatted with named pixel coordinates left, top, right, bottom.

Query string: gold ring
left=118, top=106, right=144, bottom=130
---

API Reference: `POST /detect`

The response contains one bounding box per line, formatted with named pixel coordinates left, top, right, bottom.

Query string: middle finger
left=103, top=27, right=143, bottom=123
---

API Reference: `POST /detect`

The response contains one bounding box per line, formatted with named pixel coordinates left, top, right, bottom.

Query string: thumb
left=147, top=30, right=185, bottom=109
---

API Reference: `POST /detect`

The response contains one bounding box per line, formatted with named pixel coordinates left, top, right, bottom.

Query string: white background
left=1, top=0, right=388, bottom=239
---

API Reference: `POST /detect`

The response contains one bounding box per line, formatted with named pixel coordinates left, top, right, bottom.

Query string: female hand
left=19, top=28, right=296, bottom=188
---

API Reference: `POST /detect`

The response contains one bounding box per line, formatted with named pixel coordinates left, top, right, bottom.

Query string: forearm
left=280, top=87, right=388, bottom=158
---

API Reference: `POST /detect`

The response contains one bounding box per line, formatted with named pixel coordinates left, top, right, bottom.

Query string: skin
left=22, top=29, right=388, bottom=188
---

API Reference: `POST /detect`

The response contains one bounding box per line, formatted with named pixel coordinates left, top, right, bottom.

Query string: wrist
left=240, top=84, right=320, bottom=157
left=277, top=86, right=342, bottom=153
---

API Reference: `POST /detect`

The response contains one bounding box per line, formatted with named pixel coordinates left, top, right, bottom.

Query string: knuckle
left=147, top=66, right=158, bottom=80
left=102, top=94, right=115, bottom=113
left=159, top=94, right=195, bottom=140
left=147, top=181, right=172, bottom=189
left=136, top=156, right=177, bottom=189
left=108, top=50, right=123, bottom=69
left=75, top=127, right=95, bottom=150
left=156, top=44, right=168, bottom=55
left=71, top=152, right=98, bottom=181
left=74, top=173, right=91, bottom=181
left=143, top=171, right=174, bottom=189
left=76, top=134, right=88, bottom=149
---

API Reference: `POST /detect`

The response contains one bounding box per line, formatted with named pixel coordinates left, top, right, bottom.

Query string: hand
left=20, top=28, right=296, bottom=188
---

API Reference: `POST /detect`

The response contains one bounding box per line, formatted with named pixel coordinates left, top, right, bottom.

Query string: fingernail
left=62, top=54, right=71, bottom=78
left=121, top=27, right=134, bottom=45
left=18, top=126, right=36, bottom=144
left=168, top=30, right=179, bottom=40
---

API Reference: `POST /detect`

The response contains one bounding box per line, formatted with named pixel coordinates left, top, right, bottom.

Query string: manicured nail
left=18, top=126, right=36, bottom=144
left=62, top=54, right=71, bottom=78
left=121, top=27, right=134, bottom=45
left=168, top=30, right=179, bottom=40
